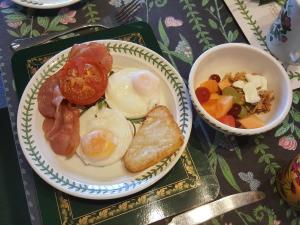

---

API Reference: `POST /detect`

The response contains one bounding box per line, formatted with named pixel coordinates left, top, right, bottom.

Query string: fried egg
left=105, top=68, right=161, bottom=119
left=76, top=105, right=133, bottom=167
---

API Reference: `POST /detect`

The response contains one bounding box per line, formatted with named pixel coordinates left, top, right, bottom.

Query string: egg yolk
left=80, top=130, right=116, bottom=160
left=132, top=70, right=160, bottom=96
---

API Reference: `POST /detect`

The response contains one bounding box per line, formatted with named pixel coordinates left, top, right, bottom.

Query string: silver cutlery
left=159, top=191, right=265, bottom=225
left=10, top=0, right=141, bottom=51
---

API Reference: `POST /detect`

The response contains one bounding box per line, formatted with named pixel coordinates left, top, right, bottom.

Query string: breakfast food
left=38, top=42, right=113, bottom=156
left=77, top=105, right=132, bottom=167
left=37, top=72, right=63, bottom=118
left=195, top=72, right=274, bottom=128
left=105, top=68, right=160, bottom=118
left=124, top=105, right=184, bottom=172
left=37, top=41, right=184, bottom=173
left=58, top=56, right=108, bottom=106
left=69, top=42, right=113, bottom=75
left=38, top=72, right=80, bottom=156
left=42, top=102, right=80, bottom=156
left=58, top=42, right=112, bottom=106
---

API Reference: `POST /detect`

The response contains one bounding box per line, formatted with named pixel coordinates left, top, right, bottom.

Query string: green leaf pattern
left=2, top=6, right=76, bottom=37
left=205, top=0, right=239, bottom=42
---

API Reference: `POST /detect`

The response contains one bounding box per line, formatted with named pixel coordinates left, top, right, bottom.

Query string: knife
left=166, top=191, right=265, bottom=225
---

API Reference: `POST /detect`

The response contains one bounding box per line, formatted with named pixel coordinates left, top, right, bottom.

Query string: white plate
left=17, top=40, right=192, bottom=199
left=11, top=0, right=80, bottom=9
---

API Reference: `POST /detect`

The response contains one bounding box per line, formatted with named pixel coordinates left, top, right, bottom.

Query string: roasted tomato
left=59, top=57, right=108, bottom=106
left=69, top=42, right=113, bottom=75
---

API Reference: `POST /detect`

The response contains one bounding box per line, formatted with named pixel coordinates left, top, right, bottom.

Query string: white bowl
left=188, top=43, right=292, bottom=136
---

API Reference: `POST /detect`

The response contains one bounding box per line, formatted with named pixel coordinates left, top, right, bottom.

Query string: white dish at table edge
left=11, top=0, right=80, bottom=9
left=17, top=40, right=192, bottom=199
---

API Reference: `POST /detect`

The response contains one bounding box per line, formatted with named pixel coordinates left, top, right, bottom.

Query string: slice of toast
left=123, top=105, right=184, bottom=172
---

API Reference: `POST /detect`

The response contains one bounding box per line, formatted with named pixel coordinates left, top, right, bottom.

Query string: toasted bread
left=123, top=105, right=184, bottom=172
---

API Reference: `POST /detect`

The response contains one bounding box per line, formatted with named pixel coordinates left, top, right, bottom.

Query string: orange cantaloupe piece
left=215, top=96, right=233, bottom=119
left=238, top=114, right=265, bottom=129
left=202, top=99, right=218, bottom=118
left=202, top=96, right=233, bottom=119
left=218, top=78, right=231, bottom=90
left=209, top=93, right=221, bottom=100
left=200, top=80, right=219, bottom=93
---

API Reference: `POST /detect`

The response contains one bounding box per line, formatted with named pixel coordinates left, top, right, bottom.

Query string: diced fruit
left=202, top=95, right=233, bottom=119
left=215, top=96, right=233, bottom=119
left=238, top=114, right=265, bottom=129
left=209, top=93, right=221, bottom=100
left=219, top=115, right=236, bottom=127
left=222, top=86, right=243, bottom=104
left=218, top=78, right=231, bottom=90
left=209, top=74, right=221, bottom=83
left=238, top=106, right=248, bottom=118
left=200, top=80, right=219, bottom=93
left=228, top=103, right=242, bottom=118
left=202, top=99, right=218, bottom=118
left=235, top=120, right=242, bottom=128
left=195, top=87, right=211, bottom=103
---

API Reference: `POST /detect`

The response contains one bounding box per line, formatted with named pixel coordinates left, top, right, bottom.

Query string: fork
left=10, top=0, right=141, bottom=51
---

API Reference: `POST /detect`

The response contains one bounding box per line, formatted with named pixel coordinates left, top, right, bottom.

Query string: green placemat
left=11, top=21, right=219, bottom=225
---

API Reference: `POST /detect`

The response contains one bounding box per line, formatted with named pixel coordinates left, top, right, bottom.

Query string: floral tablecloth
left=0, top=0, right=300, bottom=225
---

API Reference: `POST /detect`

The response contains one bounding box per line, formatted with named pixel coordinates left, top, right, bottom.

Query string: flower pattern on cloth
left=58, top=8, right=77, bottom=25
left=175, top=40, right=192, bottom=60
left=164, top=16, right=183, bottom=27
left=273, top=220, right=281, bottom=225
left=109, top=0, right=122, bottom=7
left=109, top=0, right=139, bottom=7
left=7, top=21, right=22, bottom=28
left=238, top=171, right=261, bottom=191
left=291, top=158, right=300, bottom=188
left=0, top=0, right=12, bottom=8
left=278, top=136, right=297, bottom=150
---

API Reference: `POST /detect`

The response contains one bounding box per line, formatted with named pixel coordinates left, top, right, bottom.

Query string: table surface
left=0, top=0, right=300, bottom=225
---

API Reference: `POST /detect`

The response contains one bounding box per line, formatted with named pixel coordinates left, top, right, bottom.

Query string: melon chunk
left=202, top=96, right=233, bottom=119
left=215, top=96, right=233, bottom=119
left=238, top=114, right=265, bottom=129
left=209, top=93, right=221, bottom=100
left=202, top=99, right=218, bottom=118
left=200, top=80, right=219, bottom=93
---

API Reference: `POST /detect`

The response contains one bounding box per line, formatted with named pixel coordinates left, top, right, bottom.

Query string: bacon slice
left=37, top=73, right=63, bottom=118
left=38, top=74, right=80, bottom=156
left=42, top=102, right=80, bottom=156
left=68, top=42, right=113, bottom=75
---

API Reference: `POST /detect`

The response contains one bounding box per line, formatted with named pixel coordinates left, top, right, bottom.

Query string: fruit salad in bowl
left=195, top=72, right=275, bottom=129
left=189, top=43, right=292, bottom=136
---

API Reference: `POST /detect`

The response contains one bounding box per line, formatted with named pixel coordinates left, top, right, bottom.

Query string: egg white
left=105, top=68, right=161, bottom=119
left=76, top=105, right=133, bottom=167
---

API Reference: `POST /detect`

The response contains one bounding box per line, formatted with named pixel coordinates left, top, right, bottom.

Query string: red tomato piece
left=59, top=57, right=108, bottom=106
left=219, top=114, right=236, bottom=127
left=69, top=42, right=113, bottom=75
left=195, top=87, right=211, bottom=103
